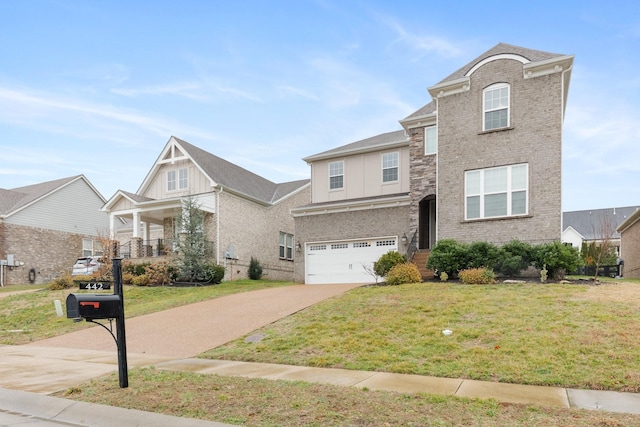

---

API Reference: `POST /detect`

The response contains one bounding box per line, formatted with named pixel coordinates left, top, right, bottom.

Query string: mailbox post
left=66, top=258, right=128, bottom=388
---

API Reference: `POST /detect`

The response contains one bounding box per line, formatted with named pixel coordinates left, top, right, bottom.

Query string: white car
left=71, top=257, right=103, bottom=276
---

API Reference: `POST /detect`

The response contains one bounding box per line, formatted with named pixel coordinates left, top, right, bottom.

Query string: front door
left=419, top=196, right=436, bottom=249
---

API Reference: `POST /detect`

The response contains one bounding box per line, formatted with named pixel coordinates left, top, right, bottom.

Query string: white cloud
left=111, top=82, right=208, bottom=101
left=377, top=16, right=464, bottom=59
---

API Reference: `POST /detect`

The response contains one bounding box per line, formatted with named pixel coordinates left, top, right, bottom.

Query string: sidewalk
left=1, top=344, right=640, bottom=422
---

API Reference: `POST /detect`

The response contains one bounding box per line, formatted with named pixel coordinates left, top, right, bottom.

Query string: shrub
left=459, top=267, right=496, bottom=284
left=145, top=260, right=177, bottom=285
left=48, top=273, right=73, bottom=290
left=248, top=257, right=263, bottom=280
left=532, top=241, right=583, bottom=280
left=123, top=261, right=151, bottom=277
left=202, top=263, right=225, bottom=284
left=374, top=251, right=407, bottom=278
left=122, top=273, right=134, bottom=285
left=426, top=239, right=470, bottom=278
left=496, top=240, right=534, bottom=277
left=439, top=271, right=449, bottom=282
left=131, top=274, right=150, bottom=286
left=467, top=241, right=501, bottom=269
left=386, top=263, right=422, bottom=286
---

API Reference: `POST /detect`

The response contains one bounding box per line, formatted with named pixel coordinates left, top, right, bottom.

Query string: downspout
left=434, top=97, right=439, bottom=245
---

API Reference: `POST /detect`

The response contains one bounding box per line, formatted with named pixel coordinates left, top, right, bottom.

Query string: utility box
left=66, top=294, right=122, bottom=320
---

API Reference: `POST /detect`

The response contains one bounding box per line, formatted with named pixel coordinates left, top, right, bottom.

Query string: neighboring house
left=102, top=136, right=310, bottom=281
left=617, top=208, right=640, bottom=278
left=0, top=175, right=109, bottom=286
left=561, top=206, right=640, bottom=253
left=293, top=43, right=574, bottom=284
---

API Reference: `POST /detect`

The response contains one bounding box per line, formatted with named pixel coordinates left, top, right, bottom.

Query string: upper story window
left=382, top=152, right=399, bottom=182
left=168, top=168, right=188, bottom=191
left=483, top=83, right=510, bottom=131
left=329, top=161, right=344, bottom=190
left=425, top=125, right=437, bottom=155
left=465, top=163, right=528, bottom=220
left=179, top=168, right=188, bottom=189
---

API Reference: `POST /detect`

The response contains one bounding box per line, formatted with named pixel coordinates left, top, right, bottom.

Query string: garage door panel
left=305, top=238, right=398, bottom=284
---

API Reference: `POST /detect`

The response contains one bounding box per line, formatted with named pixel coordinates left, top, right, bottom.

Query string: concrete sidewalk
left=1, top=344, right=640, bottom=422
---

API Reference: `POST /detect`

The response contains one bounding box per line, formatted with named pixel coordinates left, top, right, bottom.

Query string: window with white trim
left=179, top=168, right=188, bottom=189
left=329, top=161, right=344, bottom=190
left=382, top=152, right=399, bottom=182
left=279, top=232, right=294, bottom=260
left=465, top=164, right=528, bottom=220
left=425, top=125, right=437, bottom=155
left=483, top=83, right=510, bottom=131
left=82, top=238, right=93, bottom=257
left=167, top=170, right=176, bottom=191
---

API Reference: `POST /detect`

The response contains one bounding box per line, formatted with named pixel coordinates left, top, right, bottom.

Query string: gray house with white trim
left=293, top=43, right=574, bottom=284
left=103, top=136, right=310, bottom=281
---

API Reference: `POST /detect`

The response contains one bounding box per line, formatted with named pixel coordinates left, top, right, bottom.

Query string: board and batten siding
left=4, top=178, right=109, bottom=236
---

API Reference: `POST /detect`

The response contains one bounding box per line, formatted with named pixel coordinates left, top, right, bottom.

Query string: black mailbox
left=66, top=294, right=122, bottom=320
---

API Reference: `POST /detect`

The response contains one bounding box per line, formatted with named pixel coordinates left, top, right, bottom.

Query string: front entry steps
left=411, top=249, right=434, bottom=281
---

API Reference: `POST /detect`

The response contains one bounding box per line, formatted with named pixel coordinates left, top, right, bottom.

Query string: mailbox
left=66, top=294, right=122, bottom=320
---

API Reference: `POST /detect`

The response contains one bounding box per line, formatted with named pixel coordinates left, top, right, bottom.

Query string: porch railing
left=115, top=238, right=215, bottom=260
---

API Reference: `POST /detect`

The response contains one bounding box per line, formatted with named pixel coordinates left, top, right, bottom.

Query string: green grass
left=202, top=281, right=640, bottom=392
left=0, top=280, right=294, bottom=345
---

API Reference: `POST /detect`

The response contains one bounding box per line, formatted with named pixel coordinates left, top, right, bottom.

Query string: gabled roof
left=303, top=130, right=409, bottom=162
left=562, top=206, right=640, bottom=241
left=402, top=42, right=573, bottom=124
left=0, top=175, right=105, bottom=218
left=134, top=136, right=309, bottom=206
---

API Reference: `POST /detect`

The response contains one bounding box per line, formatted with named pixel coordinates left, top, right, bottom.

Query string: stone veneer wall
left=408, top=127, right=437, bottom=242
left=293, top=205, right=410, bottom=283
left=2, top=223, right=89, bottom=285
left=437, top=59, right=563, bottom=245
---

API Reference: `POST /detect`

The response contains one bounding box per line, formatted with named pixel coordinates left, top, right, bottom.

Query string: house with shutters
left=0, top=175, right=109, bottom=286
left=292, top=43, right=574, bottom=284
left=102, top=136, right=310, bottom=281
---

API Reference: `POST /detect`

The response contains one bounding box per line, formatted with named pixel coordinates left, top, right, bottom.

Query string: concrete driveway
left=27, top=283, right=361, bottom=358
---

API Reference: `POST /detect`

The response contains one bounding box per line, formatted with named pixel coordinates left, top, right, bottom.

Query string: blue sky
left=0, top=1, right=638, bottom=211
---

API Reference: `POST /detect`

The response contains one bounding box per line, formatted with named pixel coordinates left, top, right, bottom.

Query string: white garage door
left=305, top=237, right=398, bottom=284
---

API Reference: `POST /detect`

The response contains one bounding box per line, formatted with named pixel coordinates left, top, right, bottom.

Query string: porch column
left=132, top=211, right=140, bottom=238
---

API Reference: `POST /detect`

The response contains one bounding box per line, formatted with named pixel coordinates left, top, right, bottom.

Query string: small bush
left=145, top=260, right=177, bottom=285
left=467, top=241, right=501, bottom=269
left=532, top=241, right=583, bottom=280
left=459, top=267, right=496, bottom=285
left=131, top=274, right=151, bottom=286
left=248, top=257, right=263, bottom=280
left=495, top=240, right=534, bottom=277
left=123, top=261, right=151, bottom=277
left=374, top=251, right=407, bottom=278
left=386, top=263, right=422, bottom=286
left=48, top=273, right=73, bottom=290
left=122, top=273, right=134, bottom=285
left=439, top=271, right=449, bottom=282
left=202, top=263, right=225, bottom=284
left=427, top=239, right=470, bottom=279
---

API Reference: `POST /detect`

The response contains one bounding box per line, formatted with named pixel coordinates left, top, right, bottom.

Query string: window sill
left=478, top=126, right=514, bottom=135
left=463, top=214, right=532, bottom=223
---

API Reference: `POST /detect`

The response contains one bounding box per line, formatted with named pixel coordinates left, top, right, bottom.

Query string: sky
left=0, top=1, right=639, bottom=212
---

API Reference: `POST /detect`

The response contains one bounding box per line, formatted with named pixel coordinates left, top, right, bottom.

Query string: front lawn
left=202, top=281, right=640, bottom=392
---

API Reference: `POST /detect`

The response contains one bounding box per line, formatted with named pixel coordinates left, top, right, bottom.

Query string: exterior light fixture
left=401, top=233, right=408, bottom=245
left=295, top=241, right=301, bottom=252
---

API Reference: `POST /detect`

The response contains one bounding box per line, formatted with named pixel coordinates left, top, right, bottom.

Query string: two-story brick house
left=293, top=43, right=574, bottom=284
